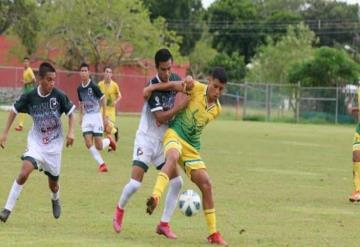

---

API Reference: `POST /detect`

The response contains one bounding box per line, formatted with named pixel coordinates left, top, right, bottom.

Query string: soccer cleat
left=0, top=209, right=11, bottom=223
left=207, top=231, right=228, bottom=246
left=156, top=222, right=177, bottom=239
left=112, top=206, right=124, bottom=233
left=15, top=125, right=23, bottom=131
left=146, top=196, right=159, bottom=215
left=98, top=163, right=108, bottom=172
left=107, top=135, right=117, bottom=151
left=52, top=199, right=61, bottom=219
left=114, top=127, right=119, bottom=142
left=349, top=191, right=360, bottom=202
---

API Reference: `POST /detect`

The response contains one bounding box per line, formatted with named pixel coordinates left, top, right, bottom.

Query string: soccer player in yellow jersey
left=349, top=87, right=360, bottom=202
left=15, top=57, right=36, bottom=131
left=145, top=67, right=228, bottom=245
left=98, top=66, right=121, bottom=142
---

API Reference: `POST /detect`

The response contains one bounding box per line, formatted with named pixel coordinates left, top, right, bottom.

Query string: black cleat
left=114, top=127, right=119, bottom=142
left=0, top=209, right=11, bottom=223
left=52, top=199, right=61, bottom=219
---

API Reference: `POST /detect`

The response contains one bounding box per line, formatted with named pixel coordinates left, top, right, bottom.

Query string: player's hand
left=183, top=75, right=194, bottom=92
left=174, top=92, right=190, bottom=111
left=65, top=133, right=74, bottom=147
left=143, top=85, right=154, bottom=100
left=0, top=133, right=8, bottom=149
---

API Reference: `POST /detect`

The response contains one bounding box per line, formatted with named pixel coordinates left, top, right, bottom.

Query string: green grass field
left=0, top=110, right=358, bottom=246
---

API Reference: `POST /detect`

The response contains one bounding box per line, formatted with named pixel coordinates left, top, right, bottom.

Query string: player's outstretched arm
left=0, top=111, right=17, bottom=148
left=143, top=76, right=194, bottom=99
left=66, top=112, right=75, bottom=147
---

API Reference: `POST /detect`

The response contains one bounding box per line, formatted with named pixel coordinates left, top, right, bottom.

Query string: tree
left=188, top=31, right=218, bottom=79
left=39, top=0, right=182, bottom=72
left=246, top=23, right=316, bottom=84
left=0, top=0, right=40, bottom=55
left=207, top=52, right=246, bottom=82
left=142, top=0, right=204, bottom=56
left=288, top=47, right=360, bottom=86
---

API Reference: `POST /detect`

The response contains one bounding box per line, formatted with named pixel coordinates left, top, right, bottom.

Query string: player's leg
left=44, top=153, right=61, bottom=219
left=0, top=159, right=35, bottom=222
left=157, top=166, right=183, bottom=239
left=147, top=129, right=182, bottom=215
left=350, top=128, right=360, bottom=202
left=113, top=135, right=151, bottom=232
left=190, top=169, right=227, bottom=245
left=113, top=166, right=145, bottom=233
left=84, top=133, right=107, bottom=172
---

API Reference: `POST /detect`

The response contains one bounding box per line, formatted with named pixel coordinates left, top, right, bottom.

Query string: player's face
left=40, top=72, right=56, bottom=95
left=24, top=59, right=30, bottom=68
left=157, top=59, right=172, bottom=82
left=207, top=76, right=225, bottom=102
left=104, top=68, right=112, bottom=81
left=80, top=67, right=89, bottom=81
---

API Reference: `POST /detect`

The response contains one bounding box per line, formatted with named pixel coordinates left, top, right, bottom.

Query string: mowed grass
left=0, top=110, right=358, bottom=246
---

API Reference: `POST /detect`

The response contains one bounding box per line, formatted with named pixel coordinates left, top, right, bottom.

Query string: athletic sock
left=161, top=176, right=183, bottom=222
left=353, top=162, right=360, bottom=191
left=89, top=145, right=105, bottom=165
left=153, top=172, right=169, bottom=199
left=204, top=208, right=217, bottom=235
left=5, top=180, right=23, bottom=211
left=102, top=138, right=110, bottom=150
left=118, top=179, right=141, bottom=209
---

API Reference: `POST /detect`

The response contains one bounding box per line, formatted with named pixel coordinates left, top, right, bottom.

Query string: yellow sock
left=18, top=113, right=25, bottom=127
left=353, top=162, right=360, bottom=191
left=153, top=172, right=169, bottom=199
left=204, top=208, right=217, bottom=235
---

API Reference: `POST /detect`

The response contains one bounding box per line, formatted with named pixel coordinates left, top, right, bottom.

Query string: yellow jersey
left=169, top=81, right=221, bottom=150
left=98, top=80, right=121, bottom=107
left=23, top=67, right=35, bottom=84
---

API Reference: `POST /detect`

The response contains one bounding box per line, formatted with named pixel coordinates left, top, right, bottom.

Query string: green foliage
left=188, top=32, right=218, bottom=79
left=247, top=23, right=316, bottom=84
left=39, top=0, right=182, bottom=72
left=288, top=47, right=360, bottom=86
left=0, top=0, right=40, bottom=55
left=142, top=0, right=204, bottom=55
left=207, top=52, right=245, bottom=82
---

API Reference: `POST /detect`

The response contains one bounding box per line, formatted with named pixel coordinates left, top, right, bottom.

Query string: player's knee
left=166, top=150, right=180, bottom=165
left=353, top=150, right=360, bottom=162
left=95, top=142, right=103, bottom=150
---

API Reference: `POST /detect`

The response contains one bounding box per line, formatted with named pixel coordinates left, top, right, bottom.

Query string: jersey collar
left=37, top=86, right=52, bottom=98
left=81, top=79, right=91, bottom=88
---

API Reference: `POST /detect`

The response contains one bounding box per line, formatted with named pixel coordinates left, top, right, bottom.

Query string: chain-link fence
left=220, top=82, right=357, bottom=124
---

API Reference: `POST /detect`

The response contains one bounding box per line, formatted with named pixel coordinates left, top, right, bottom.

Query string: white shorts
left=82, top=112, right=104, bottom=136
left=132, top=131, right=165, bottom=172
left=22, top=147, right=62, bottom=180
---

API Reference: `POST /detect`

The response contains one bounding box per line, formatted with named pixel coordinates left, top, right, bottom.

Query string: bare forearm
left=67, top=113, right=75, bottom=135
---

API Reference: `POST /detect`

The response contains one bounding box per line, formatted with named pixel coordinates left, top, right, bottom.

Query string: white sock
left=51, top=187, right=60, bottom=200
left=161, top=176, right=183, bottom=223
left=5, top=180, right=24, bottom=211
left=89, top=145, right=104, bottom=165
left=102, top=138, right=110, bottom=150
left=118, top=179, right=141, bottom=209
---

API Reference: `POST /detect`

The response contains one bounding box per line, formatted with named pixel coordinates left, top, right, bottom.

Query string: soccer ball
left=178, top=189, right=201, bottom=217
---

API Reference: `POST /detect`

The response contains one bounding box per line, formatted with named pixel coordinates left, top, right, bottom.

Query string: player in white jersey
left=0, top=62, right=76, bottom=223
left=77, top=63, right=117, bottom=173
left=112, top=48, right=189, bottom=239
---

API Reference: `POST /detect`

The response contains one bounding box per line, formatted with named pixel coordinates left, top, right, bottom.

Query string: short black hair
left=24, top=56, right=30, bottom=60
left=211, top=67, right=227, bottom=84
left=39, top=62, right=56, bottom=78
left=155, top=48, right=173, bottom=68
left=80, top=62, right=89, bottom=70
left=104, top=65, right=112, bottom=72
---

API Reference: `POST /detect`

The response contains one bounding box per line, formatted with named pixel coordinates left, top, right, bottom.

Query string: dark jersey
left=14, top=86, right=75, bottom=153
left=77, top=79, right=104, bottom=114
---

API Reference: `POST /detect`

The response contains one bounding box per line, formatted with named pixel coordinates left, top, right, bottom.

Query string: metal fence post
left=243, top=82, right=247, bottom=119
left=296, top=82, right=300, bottom=123
left=335, top=85, right=339, bottom=124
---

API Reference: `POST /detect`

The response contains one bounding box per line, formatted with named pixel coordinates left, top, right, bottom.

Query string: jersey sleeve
left=13, top=93, right=29, bottom=114
left=148, top=91, right=164, bottom=112
left=92, top=82, right=104, bottom=99
left=77, top=86, right=82, bottom=102
left=59, top=92, right=76, bottom=115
